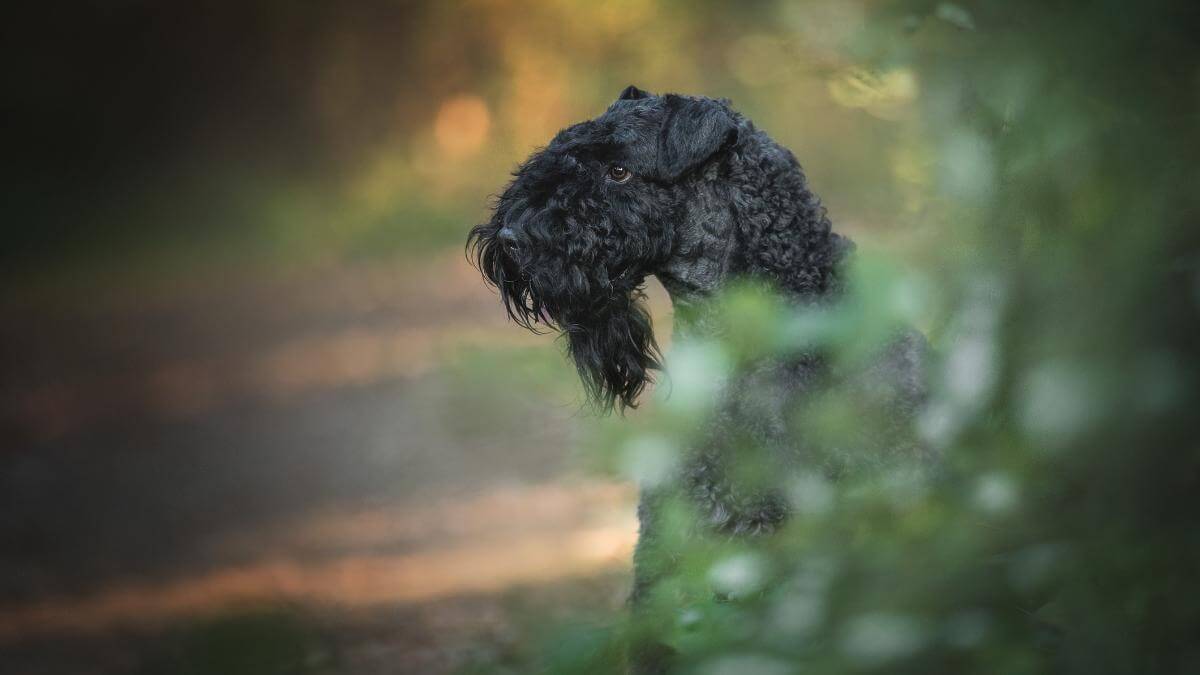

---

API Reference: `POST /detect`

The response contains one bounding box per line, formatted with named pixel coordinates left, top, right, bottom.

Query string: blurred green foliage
left=465, top=1, right=1200, bottom=673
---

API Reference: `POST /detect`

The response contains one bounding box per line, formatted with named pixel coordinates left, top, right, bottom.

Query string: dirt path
left=0, top=254, right=669, bottom=673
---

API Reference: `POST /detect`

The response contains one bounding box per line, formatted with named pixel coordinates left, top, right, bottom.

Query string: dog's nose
left=499, top=227, right=519, bottom=253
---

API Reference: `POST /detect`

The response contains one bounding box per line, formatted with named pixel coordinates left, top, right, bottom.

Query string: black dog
left=470, top=85, right=852, bottom=408
left=469, top=86, right=925, bottom=670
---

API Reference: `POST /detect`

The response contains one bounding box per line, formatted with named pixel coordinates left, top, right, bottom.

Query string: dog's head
left=468, top=86, right=741, bottom=411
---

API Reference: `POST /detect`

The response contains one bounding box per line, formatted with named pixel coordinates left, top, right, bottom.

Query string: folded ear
left=656, top=95, right=739, bottom=180
left=618, top=84, right=651, bottom=100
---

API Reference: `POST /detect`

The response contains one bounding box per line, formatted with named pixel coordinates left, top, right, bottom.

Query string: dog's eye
left=607, top=165, right=632, bottom=183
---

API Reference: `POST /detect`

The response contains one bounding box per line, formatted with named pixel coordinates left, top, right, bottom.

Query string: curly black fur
left=468, top=87, right=851, bottom=411
left=470, top=86, right=927, bottom=674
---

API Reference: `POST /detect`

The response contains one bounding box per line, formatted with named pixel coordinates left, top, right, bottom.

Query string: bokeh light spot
left=828, top=67, right=917, bottom=119
left=709, top=552, right=768, bottom=599
left=839, top=612, right=928, bottom=666
left=433, top=94, right=491, bottom=156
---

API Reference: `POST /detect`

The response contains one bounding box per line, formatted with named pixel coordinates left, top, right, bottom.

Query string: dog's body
left=469, top=87, right=926, bottom=669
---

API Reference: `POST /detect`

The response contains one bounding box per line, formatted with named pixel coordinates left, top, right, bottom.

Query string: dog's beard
left=560, top=290, right=661, bottom=412
left=468, top=223, right=662, bottom=412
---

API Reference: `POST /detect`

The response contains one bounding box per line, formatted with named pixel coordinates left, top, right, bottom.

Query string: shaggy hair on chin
left=468, top=86, right=849, bottom=411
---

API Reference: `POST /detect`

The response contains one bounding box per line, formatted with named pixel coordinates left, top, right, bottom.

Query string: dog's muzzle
left=497, top=227, right=524, bottom=266
left=498, top=226, right=517, bottom=248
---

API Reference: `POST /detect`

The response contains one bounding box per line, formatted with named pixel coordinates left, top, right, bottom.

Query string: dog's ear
left=618, top=84, right=651, bottom=101
left=656, top=95, right=739, bottom=180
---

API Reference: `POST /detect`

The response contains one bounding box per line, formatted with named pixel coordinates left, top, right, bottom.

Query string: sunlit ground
left=0, top=481, right=635, bottom=639
left=0, top=254, right=673, bottom=673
